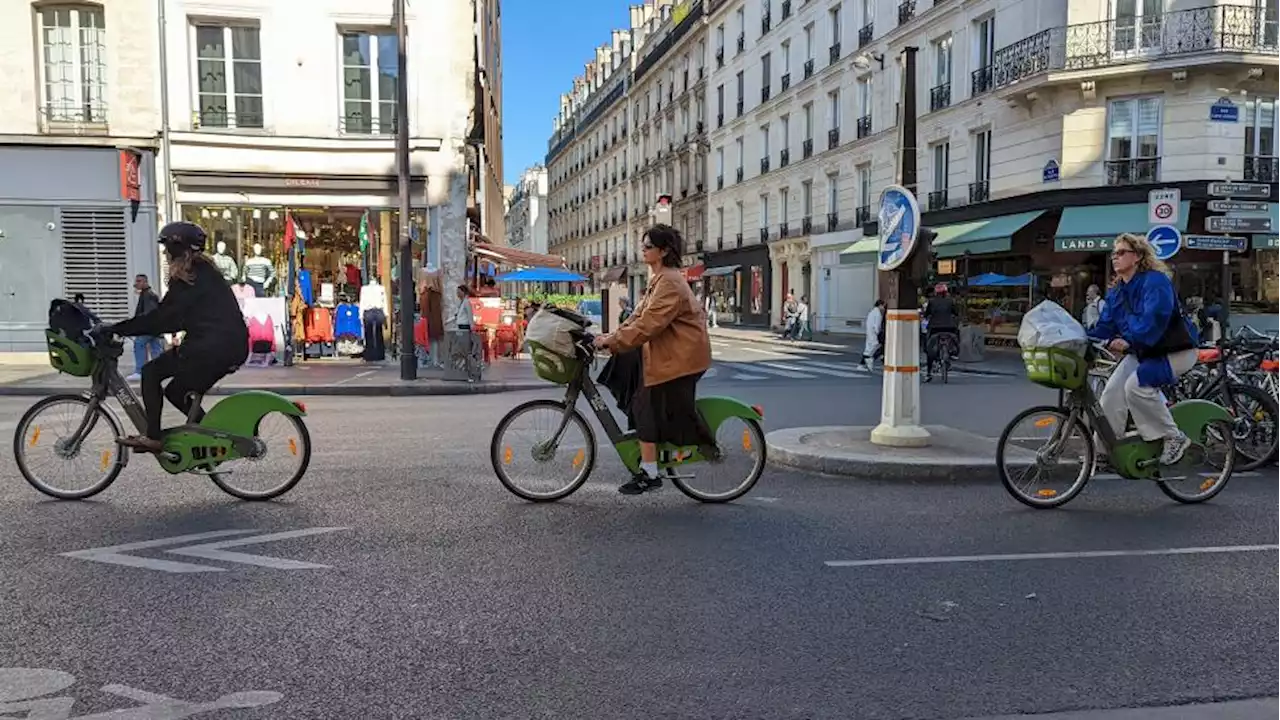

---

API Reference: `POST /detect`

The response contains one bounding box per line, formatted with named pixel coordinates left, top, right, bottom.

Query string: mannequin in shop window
left=242, top=243, right=276, bottom=297
left=211, top=241, right=238, bottom=283
left=359, top=276, right=388, bottom=362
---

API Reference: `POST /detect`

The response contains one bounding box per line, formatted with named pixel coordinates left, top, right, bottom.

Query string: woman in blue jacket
left=1088, top=233, right=1199, bottom=465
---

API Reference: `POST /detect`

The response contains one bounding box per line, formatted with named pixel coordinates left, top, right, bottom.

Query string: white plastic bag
left=524, top=309, right=581, bottom=358
left=1017, top=300, right=1088, bottom=353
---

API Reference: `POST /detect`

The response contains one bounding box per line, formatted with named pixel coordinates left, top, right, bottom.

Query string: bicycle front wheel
left=671, top=416, right=767, bottom=503
left=209, top=412, right=312, bottom=501
left=997, top=406, right=1095, bottom=509
left=13, top=394, right=126, bottom=500
left=491, top=399, right=596, bottom=502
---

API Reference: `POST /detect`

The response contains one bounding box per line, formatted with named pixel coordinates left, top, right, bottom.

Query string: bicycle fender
left=1170, top=399, right=1233, bottom=442
left=696, top=396, right=763, bottom=431
left=200, top=390, right=306, bottom=438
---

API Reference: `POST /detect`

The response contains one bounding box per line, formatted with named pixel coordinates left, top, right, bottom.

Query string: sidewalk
left=0, top=355, right=546, bottom=397
left=709, top=326, right=1025, bottom=377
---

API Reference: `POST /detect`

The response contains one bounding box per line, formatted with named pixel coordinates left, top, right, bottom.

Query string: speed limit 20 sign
left=1148, top=188, right=1181, bottom=225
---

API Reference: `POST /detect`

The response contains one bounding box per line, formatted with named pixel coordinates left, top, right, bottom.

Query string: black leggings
left=139, top=348, right=237, bottom=438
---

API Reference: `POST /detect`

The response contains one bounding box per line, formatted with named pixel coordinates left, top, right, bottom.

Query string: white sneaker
left=1159, top=432, right=1191, bottom=466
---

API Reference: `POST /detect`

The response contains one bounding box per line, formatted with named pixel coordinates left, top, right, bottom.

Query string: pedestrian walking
left=127, top=274, right=164, bottom=381
left=863, top=299, right=885, bottom=370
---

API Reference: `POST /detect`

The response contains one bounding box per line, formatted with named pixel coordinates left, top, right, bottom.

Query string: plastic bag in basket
left=524, top=309, right=581, bottom=359
left=1017, top=300, right=1088, bottom=354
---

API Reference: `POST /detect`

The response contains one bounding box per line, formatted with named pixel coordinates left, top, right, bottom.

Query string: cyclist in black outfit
left=922, top=283, right=960, bottom=382
left=107, top=222, right=250, bottom=452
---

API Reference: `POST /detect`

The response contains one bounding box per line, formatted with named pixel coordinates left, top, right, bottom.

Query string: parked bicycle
left=13, top=310, right=312, bottom=501
left=491, top=308, right=766, bottom=503
left=998, top=341, right=1235, bottom=508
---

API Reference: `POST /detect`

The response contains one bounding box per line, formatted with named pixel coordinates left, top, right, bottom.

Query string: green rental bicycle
left=996, top=342, right=1236, bottom=508
left=491, top=309, right=766, bottom=503
left=13, top=316, right=312, bottom=501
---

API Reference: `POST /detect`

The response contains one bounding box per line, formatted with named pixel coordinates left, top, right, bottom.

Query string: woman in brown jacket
left=594, top=224, right=718, bottom=494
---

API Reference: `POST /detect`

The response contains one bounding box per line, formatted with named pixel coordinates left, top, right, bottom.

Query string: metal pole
left=395, top=0, right=416, bottom=380
left=156, top=0, right=174, bottom=226
left=1219, top=250, right=1231, bottom=336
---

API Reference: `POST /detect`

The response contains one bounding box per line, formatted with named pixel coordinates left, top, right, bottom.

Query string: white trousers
left=1099, top=349, right=1198, bottom=441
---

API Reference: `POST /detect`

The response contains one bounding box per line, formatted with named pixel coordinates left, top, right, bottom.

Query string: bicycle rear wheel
left=209, top=413, right=312, bottom=500
left=670, top=417, right=766, bottom=503
left=997, top=406, right=1095, bottom=509
left=1157, top=418, right=1234, bottom=504
left=1212, top=383, right=1277, bottom=471
left=491, top=399, right=596, bottom=502
left=13, top=394, right=126, bottom=500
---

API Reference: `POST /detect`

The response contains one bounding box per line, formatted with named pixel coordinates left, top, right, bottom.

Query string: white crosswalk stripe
left=758, top=361, right=863, bottom=378
left=714, top=356, right=994, bottom=382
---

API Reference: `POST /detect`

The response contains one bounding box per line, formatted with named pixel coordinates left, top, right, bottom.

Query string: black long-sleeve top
left=112, top=259, right=249, bottom=354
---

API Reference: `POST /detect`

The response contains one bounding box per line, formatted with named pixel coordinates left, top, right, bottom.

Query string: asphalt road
left=0, top=391, right=1275, bottom=720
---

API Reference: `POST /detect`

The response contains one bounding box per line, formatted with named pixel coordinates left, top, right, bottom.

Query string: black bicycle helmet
left=158, top=221, right=207, bottom=254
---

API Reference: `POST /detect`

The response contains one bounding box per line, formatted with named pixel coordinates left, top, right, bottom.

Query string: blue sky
left=502, top=1, right=630, bottom=185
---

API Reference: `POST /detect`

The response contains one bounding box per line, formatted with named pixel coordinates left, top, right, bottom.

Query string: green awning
left=838, top=236, right=879, bottom=264
left=933, top=210, right=1047, bottom=258
left=1054, top=201, right=1191, bottom=252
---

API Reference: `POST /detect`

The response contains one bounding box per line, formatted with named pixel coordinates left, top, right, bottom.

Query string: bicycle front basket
left=529, top=343, right=581, bottom=385
left=45, top=329, right=98, bottom=377
left=1022, top=346, right=1086, bottom=390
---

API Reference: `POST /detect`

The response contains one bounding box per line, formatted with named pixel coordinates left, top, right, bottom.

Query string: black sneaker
left=618, top=474, right=663, bottom=495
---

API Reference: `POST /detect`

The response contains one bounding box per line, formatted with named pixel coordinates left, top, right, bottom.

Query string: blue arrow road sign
left=1146, top=224, right=1182, bottom=261
left=877, top=185, right=921, bottom=271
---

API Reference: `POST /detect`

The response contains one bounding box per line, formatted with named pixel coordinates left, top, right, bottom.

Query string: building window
left=856, top=164, right=871, bottom=221
left=760, top=194, right=769, bottom=229
left=830, top=5, right=842, bottom=45
left=930, top=142, right=950, bottom=209
left=1245, top=97, right=1277, bottom=183
left=38, top=5, right=107, bottom=125
left=780, top=188, right=790, bottom=221
left=193, top=24, right=263, bottom=130
left=802, top=180, right=813, bottom=216
left=971, top=129, right=991, bottom=202
left=340, top=30, right=399, bottom=134
left=1106, top=95, right=1162, bottom=184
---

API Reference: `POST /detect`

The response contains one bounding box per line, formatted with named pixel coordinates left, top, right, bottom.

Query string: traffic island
left=766, top=425, right=1034, bottom=483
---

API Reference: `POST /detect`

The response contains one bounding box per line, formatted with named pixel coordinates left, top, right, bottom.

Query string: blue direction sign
left=877, top=184, right=921, bottom=271
left=1146, top=224, right=1182, bottom=261
left=1184, top=234, right=1248, bottom=252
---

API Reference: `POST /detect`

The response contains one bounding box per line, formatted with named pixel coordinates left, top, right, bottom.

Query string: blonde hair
left=1113, top=232, right=1171, bottom=279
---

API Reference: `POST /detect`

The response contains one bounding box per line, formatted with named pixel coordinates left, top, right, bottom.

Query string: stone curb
left=709, top=331, right=1021, bottom=377
left=765, top=425, right=1032, bottom=483
left=0, top=381, right=549, bottom=398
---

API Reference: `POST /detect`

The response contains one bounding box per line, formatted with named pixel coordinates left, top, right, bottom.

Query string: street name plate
left=1206, top=215, right=1273, bottom=233
left=1207, top=181, right=1271, bottom=199
left=1207, top=199, right=1270, bottom=213
left=1184, top=234, right=1248, bottom=252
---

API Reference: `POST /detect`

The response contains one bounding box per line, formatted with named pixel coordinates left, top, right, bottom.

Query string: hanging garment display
left=306, top=307, right=335, bottom=344
left=334, top=302, right=362, bottom=340
left=240, top=297, right=287, bottom=365
left=231, top=283, right=256, bottom=308
left=362, top=308, right=387, bottom=361
left=297, top=269, right=315, bottom=306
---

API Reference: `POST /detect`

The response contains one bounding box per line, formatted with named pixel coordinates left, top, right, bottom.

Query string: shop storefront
left=769, top=235, right=812, bottom=329
left=703, top=244, right=771, bottom=327
left=0, top=145, right=158, bottom=351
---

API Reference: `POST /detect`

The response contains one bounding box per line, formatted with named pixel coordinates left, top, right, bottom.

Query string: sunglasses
left=1111, top=249, right=1134, bottom=259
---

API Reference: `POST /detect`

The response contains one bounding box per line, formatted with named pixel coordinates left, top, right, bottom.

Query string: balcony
left=717, top=112, right=724, bottom=128
left=856, top=115, right=871, bottom=139
left=717, top=236, right=725, bottom=251
left=1105, top=157, right=1161, bottom=186
left=969, top=180, right=990, bottom=203
left=826, top=212, right=839, bottom=232
left=780, top=148, right=790, bottom=167
left=782, top=0, right=792, bottom=20
left=735, top=232, right=744, bottom=247
left=716, top=47, right=725, bottom=67
left=717, top=174, right=724, bottom=190
left=760, top=227, right=770, bottom=242
left=696, top=182, right=704, bottom=193
left=971, top=66, right=994, bottom=96
left=802, top=138, right=813, bottom=159
left=828, top=127, right=840, bottom=149
left=736, top=99, right=744, bottom=117
left=762, top=14, right=771, bottom=34
left=929, top=83, right=951, bottom=112
left=898, top=0, right=915, bottom=26
left=802, top=216, right=813, bottom=234
left=992, top=5, right=1279, bottom=91
left=781, top=72, right=791, bottom=91
left=1245, top=156, right=1278, bottom=183
left=804, top=58, right=815, bottom=79
left=780, top=222, right=789, bottom=237
left=858, top=23, right=874, bottom=48
left=762, top=85, right=772, bottom=102
left=761, top=157, right=771, bottom=173
left=736, top=167, right=745, bottom=182
left=338, top=113, right=394, bottom=135
left=737, top=33, right=746, bottom=53
left=855, top=205, right=870, bottom=226
left=683, top=69, right=689, bottom=90
left=696, top=239, right=705, bottom=252
left=927, top=190, right=949, bottom=211
left=697, top=121, right=705, bottom=134
left=829, top=42, right=842, bottom=65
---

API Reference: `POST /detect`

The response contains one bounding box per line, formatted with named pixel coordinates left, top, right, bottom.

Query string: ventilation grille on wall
left=61, top=207, right=130, bottom=321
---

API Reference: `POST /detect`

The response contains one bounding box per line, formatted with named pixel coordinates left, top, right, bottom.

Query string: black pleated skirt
left=632, top=371, right=715, bottom=446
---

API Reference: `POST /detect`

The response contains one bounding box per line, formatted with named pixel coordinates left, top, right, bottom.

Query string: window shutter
left=61, top=207, right=130, bottom=321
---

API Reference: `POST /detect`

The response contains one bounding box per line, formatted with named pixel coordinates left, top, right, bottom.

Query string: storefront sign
left=1207, top=181, right=1271, bottom=199
left=1184, top=234, right=1247, bottom=252
left=1042, top=159, right=1060, bottom=183
left=284, top=177, right=322, bottom=188
left=1054, top=236, right=1113, bottom=252
left=118, top=150, right=141, bottom=202
left=876, top=184, right=921, bottom=271
left=1147, top=188, right=1180, bottom=225
left=1146, top=225, right=1182, bottom=261
left=1254, top=234, right=1279, bottom=250
left=1207, top=215, right=1273, bottom=233
left=1209, top=97, right=1239, bottom=123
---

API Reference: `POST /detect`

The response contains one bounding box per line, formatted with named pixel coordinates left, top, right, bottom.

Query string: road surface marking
left=825, top=544, right=1279, bottom=568
left=731, top=374, right=770, bottom=380
left=741, top=346, right=790, bottom=358
left=329, top=370, right=376, bottom=386
left=723, top=362, right=812, bottom=378
left=759, top=361, right=862, bottom=378
left=166, top=527, right=348, bottom=570
left=61, top=528, right=348, bottom=573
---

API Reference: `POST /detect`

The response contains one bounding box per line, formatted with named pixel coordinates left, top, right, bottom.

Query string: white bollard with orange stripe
left=870, top=309, right=931, bottom=447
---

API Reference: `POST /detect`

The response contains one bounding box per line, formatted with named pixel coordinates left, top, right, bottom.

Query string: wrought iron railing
left=859, top=23, right=874, bottom=48
left=1105, top=157, right=1161, bottom=186
left=856, top=115, right=872, bottom=139
left=929, top=83, right=951, bottom=112
left=1245, top=156, right=1278, bottom=183
left=927, top=190, right=949, bottom=211
left=969, top=180, right=990, bottom=203
left=993, top=5, right=1279, bottom=88
left=855, top=205, right=870, bottom=226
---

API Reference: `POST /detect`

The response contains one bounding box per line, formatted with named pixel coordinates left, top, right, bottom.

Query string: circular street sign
left=1146, top=224, right=1182, bottom=261
left=1153, top=202, right=1174, bottom=220
left=877, top=185, right=921, bottom=271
